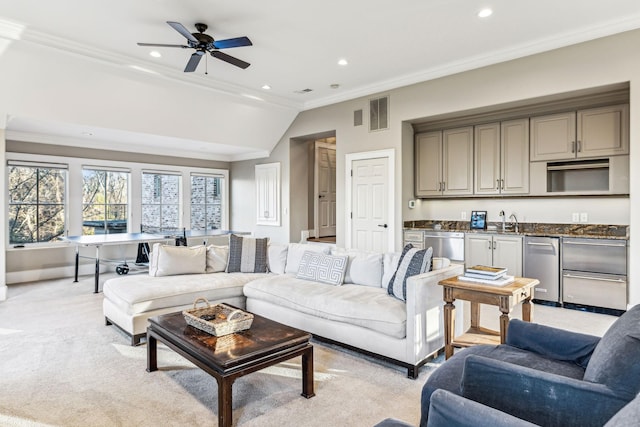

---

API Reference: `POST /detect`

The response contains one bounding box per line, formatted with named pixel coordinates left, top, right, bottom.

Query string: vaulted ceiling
left=1, top=0, right=639, bottom=161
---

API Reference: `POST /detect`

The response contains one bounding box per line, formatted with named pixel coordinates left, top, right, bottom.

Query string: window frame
left=6, top=160, right=69, bottom=246
left=189, top=172, right=227, bottom=231
left=5, top=152, right=229, bottom=250
left=141, top=169, right=183, bottom=233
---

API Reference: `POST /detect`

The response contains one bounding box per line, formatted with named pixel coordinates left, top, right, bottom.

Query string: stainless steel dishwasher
left=423, top=231, right=465, bottom=263
left=523, top=236, right=560, bottom=305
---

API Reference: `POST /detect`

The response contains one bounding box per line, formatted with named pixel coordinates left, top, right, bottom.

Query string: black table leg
left=94, top=246, right=100, bottom=293
left=74, top=247, right=79, bottom=283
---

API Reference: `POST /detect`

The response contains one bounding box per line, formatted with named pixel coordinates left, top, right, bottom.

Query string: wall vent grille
left=353, top=109, right=363, bottom=126
left=370, top=96, right=389, bottom=131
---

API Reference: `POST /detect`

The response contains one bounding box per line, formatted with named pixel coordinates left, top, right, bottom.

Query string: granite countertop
left=404, top=220, right=629, bottom=240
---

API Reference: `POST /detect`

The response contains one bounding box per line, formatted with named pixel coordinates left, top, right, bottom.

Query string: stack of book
left=458, top=265, right=515, bottom=286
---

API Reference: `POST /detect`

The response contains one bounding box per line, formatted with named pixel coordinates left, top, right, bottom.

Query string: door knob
left=378, top=224, right=388, bottom=228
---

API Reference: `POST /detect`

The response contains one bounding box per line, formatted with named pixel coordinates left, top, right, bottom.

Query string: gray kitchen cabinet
left=415, top=127, right=473, bottom=197
left=530, top=104, right=628, bottom=161
left=474, top=119, right=529, bottom=195
left=465, top=233, right=523, bottom=277
left=403, top=229, right=424, bottom=249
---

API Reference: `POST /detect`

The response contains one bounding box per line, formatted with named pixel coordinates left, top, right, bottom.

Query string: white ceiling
left=1, top=0, right=640, bottom=161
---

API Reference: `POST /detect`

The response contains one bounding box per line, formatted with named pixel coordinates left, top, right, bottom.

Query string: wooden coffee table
left=146, top=310, right=314, bottom=427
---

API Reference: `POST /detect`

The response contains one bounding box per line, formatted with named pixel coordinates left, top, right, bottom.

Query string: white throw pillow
left=331, top=248, right=383, bottom=287
left=267, top=243, right=288, bottom=274
left=296, top=250, right=348, bottom=286
left=432, top=257, right=451, bottom=270
left=284, top=243, right=331, bottom=274
left=148, top=244, right=207, bottom=277
left=206, top=245, right=229, bottom=273
left=382, top=251, right=402, bottom=286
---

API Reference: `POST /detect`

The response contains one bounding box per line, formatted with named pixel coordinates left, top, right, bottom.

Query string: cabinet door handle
left=571, top=141, right=576, bottom=153
left=496, top=179, right=500, bottom=190
left=493, top=241, right=497, bottom=250
left=577, top=140, right=581, bottom=152
left=501, top=178, right=505, bottom=190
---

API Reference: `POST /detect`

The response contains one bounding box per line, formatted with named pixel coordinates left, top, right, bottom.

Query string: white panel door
left=255, top=163, right=280, bottom=226
left=351, top=157, right=388, bottom=252
left=316, top=145, right=336, bottom=237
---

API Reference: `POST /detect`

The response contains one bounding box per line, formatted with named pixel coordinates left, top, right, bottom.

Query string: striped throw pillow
left=387, top=244, right=433, bottom=301
left=226, top=235, right=269, bottom=273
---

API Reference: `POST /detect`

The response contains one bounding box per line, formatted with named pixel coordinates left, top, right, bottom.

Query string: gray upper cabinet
left=415, top=127, right=473, bottom=197
left=530, top=104, right=629, bottom=161
left=474, top=119, right=529, bottom=195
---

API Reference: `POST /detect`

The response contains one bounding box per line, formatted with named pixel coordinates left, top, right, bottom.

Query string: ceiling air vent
left=353, top=109, right=363, bottom=126
left=369, top=96, right=389, bottom=131
left=295, top=88, right=314, bottom=94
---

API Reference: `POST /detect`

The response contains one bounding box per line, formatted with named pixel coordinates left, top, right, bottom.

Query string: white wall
left=231, top=29, right=639, bottom=306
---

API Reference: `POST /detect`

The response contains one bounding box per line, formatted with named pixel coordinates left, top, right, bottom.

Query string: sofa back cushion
left=267, top=243, right=289, bottom=274
left=149, top=244, right=207, bottom=277
left=226, top=234, right=269, bottom=273
left=387, top=244, right=433, bottom=301
left=205, top=245, right=228, bottom=273
left=284, top=243, right=331, bottom=274
left=583, top=304, right=640, bottom=398
left=296, top=251, right=348, bottom=286
left=331, top=248, right=383, bottom=287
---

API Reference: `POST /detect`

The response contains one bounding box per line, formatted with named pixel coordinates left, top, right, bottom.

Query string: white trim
left=5, top=263, right=101, bottom=285
left=345, top=149, right=395, bottom=252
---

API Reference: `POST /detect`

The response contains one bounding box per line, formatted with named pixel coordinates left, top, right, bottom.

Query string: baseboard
left=6, top=264, right=104, bottom=285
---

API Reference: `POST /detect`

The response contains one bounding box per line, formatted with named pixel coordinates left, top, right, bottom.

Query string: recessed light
left=262, top=84, right=271, bottom=90
left=330, top=83, right=340, bottom=89
left=338, top=58, right=348, bottom=66
left=478, top=8, right=493, bottom=18
left=149, top=51, right=162, bottom=58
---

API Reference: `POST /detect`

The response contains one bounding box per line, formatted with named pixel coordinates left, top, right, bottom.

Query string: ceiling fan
left=138, top=21, right=252, bottom=72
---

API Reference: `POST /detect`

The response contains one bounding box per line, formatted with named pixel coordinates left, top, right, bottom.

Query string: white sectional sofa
left=102, top=240, right=465, bottom=378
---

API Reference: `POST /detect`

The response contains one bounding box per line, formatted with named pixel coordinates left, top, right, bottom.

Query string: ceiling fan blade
left=167, top=21, right=198, bottom=43
left=211, top=51, right=250, bottom=69
left=213, top=36, right=253, bottom=49
left=184, top=52, right=203, bottom=72
left=137, top=43, right=189, bottom=48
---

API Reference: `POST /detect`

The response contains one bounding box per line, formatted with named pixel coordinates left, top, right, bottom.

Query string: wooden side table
left=438, top=276, right=539, bottom=359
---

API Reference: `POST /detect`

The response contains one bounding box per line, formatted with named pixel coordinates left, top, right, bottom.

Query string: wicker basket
left=182, top=298, right=253, bottom=337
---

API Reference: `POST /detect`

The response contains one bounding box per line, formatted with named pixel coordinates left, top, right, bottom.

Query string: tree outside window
left=190, top=175, right=223, bottom=230
left=141, top=172, right=180, bottom=233
left=8, top=165, right=66, bottom=244
left=82, top=169, right=129, bottom=235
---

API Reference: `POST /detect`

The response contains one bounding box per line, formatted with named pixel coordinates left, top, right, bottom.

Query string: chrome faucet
left=499, top=210, right=506, bottom=232
left=509, top=213, right=519, bottom=233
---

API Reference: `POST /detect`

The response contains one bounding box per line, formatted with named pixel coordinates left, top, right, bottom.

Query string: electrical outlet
left=461, top=211, right=467, bottom=220
left=572, top=213, right=579, bottom=222
left=580, top=212, right=588, bottom=223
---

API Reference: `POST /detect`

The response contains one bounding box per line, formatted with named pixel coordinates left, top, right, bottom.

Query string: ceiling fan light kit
left=137, top=21, right=252, bottom=72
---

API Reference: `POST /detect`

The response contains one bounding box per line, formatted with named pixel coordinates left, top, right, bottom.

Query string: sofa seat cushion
left=243, top=274, right=406, bottom=338
left=104, top=272, right=271, bottom=315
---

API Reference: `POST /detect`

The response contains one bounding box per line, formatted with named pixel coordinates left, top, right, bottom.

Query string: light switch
left=580, top=213, right=588, bottom=222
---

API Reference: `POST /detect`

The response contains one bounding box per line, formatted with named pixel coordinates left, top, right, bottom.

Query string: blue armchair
left=419, top=303, right=640, bottom=427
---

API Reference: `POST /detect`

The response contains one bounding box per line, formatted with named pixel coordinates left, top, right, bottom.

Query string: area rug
left=0, top=276, right=441, bottom=426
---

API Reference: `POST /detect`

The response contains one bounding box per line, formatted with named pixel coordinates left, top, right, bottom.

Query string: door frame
left=345, top=149, right=395, bottom=252
left=314, top=141, right=336, bottom=239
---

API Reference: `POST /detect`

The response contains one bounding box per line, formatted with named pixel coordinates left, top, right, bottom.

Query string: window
left=82, top=168, right=129, bottom=235
left=190, top=174, right=224, bottom=230
left=7, top=162, right=67, bottom=244
left=141, top=171, right=181, bottom=232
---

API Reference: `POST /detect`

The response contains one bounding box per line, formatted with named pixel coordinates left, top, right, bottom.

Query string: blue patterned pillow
left=296, top=250, right=348, bottom=286
left=226, top=234, right=269, bottom=273
left=387, top=244, right=433, bottom=301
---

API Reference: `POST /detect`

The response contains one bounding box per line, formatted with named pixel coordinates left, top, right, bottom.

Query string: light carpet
left=0, top=275, right=440, bottom=427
